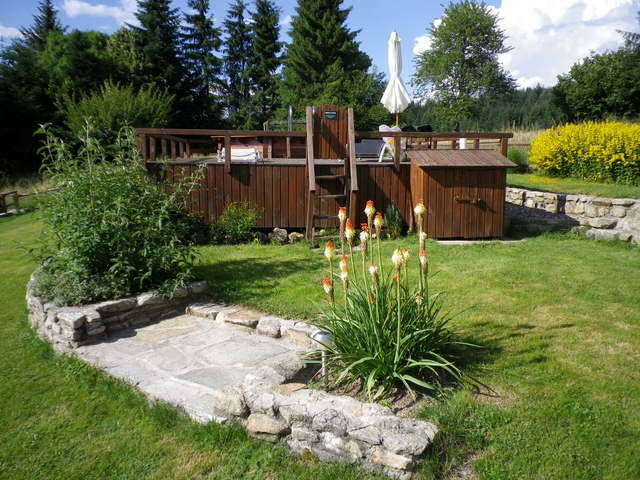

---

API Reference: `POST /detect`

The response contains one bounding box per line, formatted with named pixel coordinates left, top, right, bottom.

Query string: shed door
left=426, top=168, right=505, bottom=239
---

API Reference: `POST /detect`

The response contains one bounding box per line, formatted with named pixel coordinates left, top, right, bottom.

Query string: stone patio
left=75, top=311, right=310, bottom=423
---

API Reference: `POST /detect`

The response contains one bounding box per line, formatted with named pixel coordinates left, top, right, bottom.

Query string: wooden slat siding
left=347, top=108, right=358, bottom=191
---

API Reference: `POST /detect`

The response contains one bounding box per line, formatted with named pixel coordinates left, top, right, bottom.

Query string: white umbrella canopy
left=380, top=31, right=412, bottom=123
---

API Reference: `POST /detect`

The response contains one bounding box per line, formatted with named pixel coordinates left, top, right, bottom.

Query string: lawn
left=2, top=211, right=640, bottom=479
left=507, top=172, right=640, bottom=199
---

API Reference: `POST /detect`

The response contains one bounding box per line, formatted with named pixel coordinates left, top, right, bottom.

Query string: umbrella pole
left=395, top=113, right=399, bottom=127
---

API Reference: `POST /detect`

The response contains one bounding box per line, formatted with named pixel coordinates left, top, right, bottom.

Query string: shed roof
left=407, top=149, right=517, bottom=168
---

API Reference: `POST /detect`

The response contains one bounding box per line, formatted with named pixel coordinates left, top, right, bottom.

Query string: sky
left=1, top=0, right=638, bottom=94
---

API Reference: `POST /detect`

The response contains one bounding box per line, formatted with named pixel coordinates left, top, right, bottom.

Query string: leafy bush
left=313, top=203, right=469, bottom=399
left=60, top=80, right=173, bottom=149
left=384, top=203, right=404, bottom=239
left=529, top=122, right=640, bottom=184
left=212, top=201, right=261, bottom=244
left=508, top=147, right=529, bottom=173
left=33, top=122, right=199, bottom=306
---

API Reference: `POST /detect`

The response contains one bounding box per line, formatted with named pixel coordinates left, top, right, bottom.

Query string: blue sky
left=1, top=0, right=638, bottom=92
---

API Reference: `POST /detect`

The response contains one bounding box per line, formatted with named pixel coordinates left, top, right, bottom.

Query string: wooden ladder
left=305, top=106, right=358, bottom=248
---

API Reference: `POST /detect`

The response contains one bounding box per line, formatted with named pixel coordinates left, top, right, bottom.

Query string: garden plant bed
left=26, top=281, right=440, bottom=479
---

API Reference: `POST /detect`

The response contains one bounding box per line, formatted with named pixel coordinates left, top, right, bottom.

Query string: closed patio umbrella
left=380, top=31, right=412, bottom=126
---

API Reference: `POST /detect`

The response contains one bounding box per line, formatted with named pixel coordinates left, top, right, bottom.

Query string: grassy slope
left=507, top=173, right=640, bottom=199
left=2, top=212, right=640, bottom=479
left=0, top=213, right=375, bottom=480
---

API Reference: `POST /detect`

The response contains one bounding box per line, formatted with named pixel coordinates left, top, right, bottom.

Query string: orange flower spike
left=364, top=200, right=376, bottom=219
left=414, top=201, right=426, bottom=218
left=337, top=206, right=347, bottom=223
left=324, top=240, right=335, bottom=260
left=360, top=223, right=369, bottom=232
left=419, top=249, right=428, bottom=271
left=374, top=212, right=384, bottom=230
left=344, top=219, right=356, bottom=243
left=322, top=276, right=334, bottom=304
left=339, top=254, right=349, bottom=273
left=401, top=248, right=410, bottom=264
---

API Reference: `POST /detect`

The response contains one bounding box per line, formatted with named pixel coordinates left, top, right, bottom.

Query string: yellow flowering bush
left=529, top=122, right=640, bottom=185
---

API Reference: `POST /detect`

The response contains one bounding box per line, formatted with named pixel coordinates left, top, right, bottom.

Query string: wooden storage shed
left=408, top=150, right=516, bottom=239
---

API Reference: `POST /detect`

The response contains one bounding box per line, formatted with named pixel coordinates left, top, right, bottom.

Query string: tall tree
left=241, top=0, right=282, bottom=129
left=182, top=0, right=223, bottom=126
left=20, top=0, right=65, bottom=52
left=280, top=0, right=385, bottom=128
left=132, top=0, right=188, bottom=122
left=222, top=0, right=252, bottom=125
left=413, top=0, right=515, bottom=128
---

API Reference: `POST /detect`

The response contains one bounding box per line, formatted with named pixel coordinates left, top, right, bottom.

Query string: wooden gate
left=313, top=105, right=349, bottom=160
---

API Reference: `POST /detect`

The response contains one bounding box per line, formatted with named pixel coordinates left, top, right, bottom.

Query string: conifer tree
left=133, top=0, right=187, bottom=115
left=20, top=0, right=65, bottom=52
left=280, top=0, right=385, bottom=127
left=241, top=0, right=282, bottom=129
left=222, top=0, right=252, bottom=125
left=182, top=0, right=223, bottom=126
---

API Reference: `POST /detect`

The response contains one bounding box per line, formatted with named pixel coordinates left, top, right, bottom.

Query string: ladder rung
left=316, top=194, right=346, bottom=199
left=316, top=175, right=345, bottom=180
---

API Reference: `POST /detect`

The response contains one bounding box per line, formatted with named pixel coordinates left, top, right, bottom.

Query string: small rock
left=96, top=298, right=137, bottom=314
left=383, top=432, right=431, bottom=456
left=586, top=229, right=618, bottom=241
left=587, top=217, right=618, bottom=229
left=57, top=311, right=86, bottom=329
left=246, top=413, right=290, bottom=438
left=187, top=302, right=224, bottom=320
left=212, top=385, right=248, bottom=417
left=288, top=232, right=305, bottom=243
left=312, top=409, right=348, bottom=437
left=348, top=425, right=382, bottom=445
left=271, top=383, right=306, bottom=395
left=612, top=198, right=636, bottom=206
left=256, top=316, right=281, bottom=338
left=269, top=227, right=288, bottom=244
left=370, top=447, right=412, bottom=470
left=189, top=280, right=208, bottom=294
left=136, top=292, right=166, bottom=307
left=84, top=310, right=102, bottom=325
left=291, top=424, right=319, bottom=442
left=86, top=325, right=106, bottom=336
left=219, top=309, right=261, bottom=328
left=611, top=206, right=628, bottom=218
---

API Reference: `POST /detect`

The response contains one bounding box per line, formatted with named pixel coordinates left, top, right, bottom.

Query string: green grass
left=2, top=211, right=640, bottom=479
left=507, top=172, right=640, bottom=198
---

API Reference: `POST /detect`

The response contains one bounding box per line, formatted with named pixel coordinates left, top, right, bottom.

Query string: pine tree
left=282, top=0, right=371, bottom=106
left=182, top=0, right=223, bottom=126
left=132, top=0, right=187, bottom=115
left=20, top=0, right=65, bottom=52
left=222, top=0, right=252, bottom=125
left=241, top=0, right=282, bottom=129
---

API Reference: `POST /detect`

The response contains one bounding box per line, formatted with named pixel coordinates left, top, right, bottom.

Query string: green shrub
left=33, top=122, right=199, bottom=306
left=384, top=203, right=404, bottom=238
left=529, top=121, right=640, bottom=184
left=313, top=218, right=470, bottom=400
left=60, top=80, right=173, bottom=149
left=212, top=201, right=261, bottom=244
left=507, top=147, right=529, bottom=173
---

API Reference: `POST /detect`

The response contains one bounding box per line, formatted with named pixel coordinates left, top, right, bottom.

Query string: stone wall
left=212, top=369, right=437, bottom=480
left=26, top=275, right=208, bottom=352
left=506, top=187, right=640, bottom=244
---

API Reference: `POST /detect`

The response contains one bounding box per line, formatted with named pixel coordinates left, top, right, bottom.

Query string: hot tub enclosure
left=408, top=150, right=516, bottom=239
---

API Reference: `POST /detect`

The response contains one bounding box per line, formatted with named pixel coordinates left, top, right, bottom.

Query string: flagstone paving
left=75, top=311, right=311, bottom=423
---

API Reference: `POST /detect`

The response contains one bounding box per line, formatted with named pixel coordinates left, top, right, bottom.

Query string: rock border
left=26, top=274, right=208, bottom=353
left=506, top=187, right=639, bottom=244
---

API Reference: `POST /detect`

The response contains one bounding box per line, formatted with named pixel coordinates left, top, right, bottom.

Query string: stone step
left=186, top=302, right=227, bottom=320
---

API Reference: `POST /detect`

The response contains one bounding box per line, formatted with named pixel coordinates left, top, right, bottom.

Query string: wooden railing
left=355, top=131, right=514, bottom=168
left=135, top=129, right=513, bottom=172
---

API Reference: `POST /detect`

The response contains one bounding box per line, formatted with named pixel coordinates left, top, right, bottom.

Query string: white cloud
left=62, top=0, right=137, bottom=26
left=413, top=34, right=432, bottom=55
left=0, top=25, right=21, bottom=38
left=413, top=18, right=441, bottom=56
left=494, top=0, right=638, bottom=87
left=279, top=15, right=292, bottom=26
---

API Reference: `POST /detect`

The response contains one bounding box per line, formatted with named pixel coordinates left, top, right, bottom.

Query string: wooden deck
left=138, top=122, right=514, bottom=238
